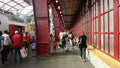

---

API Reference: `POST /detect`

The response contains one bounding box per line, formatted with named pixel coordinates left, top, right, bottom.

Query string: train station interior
left=0, top=0, right=120, bottom=68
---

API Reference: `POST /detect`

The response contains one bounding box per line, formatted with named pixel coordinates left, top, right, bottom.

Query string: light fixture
left=56, top=0, right=58, bottom=3
left=60, top=11, right=62, bottom=14
left=61, top=15, right=63, bottom=17
left=58, top=6, right=60, bottom=9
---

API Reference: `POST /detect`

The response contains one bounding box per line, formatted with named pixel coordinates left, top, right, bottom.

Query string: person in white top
left=2, top=30, right=11, bottom=64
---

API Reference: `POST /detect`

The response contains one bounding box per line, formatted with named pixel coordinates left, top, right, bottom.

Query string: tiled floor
left=0, top=48, right=94, bottom=68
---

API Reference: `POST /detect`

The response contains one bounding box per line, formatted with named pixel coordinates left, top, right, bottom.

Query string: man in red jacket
left=12, top=31, right=22, bottom=63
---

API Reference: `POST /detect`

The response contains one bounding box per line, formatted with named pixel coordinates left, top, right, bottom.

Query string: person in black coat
left=78, top=31, right=87, bottom=61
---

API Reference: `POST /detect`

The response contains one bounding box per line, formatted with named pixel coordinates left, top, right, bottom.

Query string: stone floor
left=0, top=47, right=94, bottom=68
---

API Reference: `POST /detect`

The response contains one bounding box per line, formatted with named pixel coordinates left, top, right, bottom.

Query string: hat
left=15, top=31, right=18, bottom=34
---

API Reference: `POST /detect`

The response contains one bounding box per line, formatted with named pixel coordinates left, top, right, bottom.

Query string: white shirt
left=59, top=32, right=63, bottom=39
left=2, top=33, right=11, bottom=46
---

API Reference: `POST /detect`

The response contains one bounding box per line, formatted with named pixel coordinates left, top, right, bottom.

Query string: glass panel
left=92, top=34, right=94, bottom=46
left=2, top=0, right=10, bottom=3
left=4, top=5, right=11, bottom=10
left=14, top=0, right=24, bottom=3
left=7, top=2, right=16, bottom=6
left=21, top=3, right=28, bottom=7
left=94, top=20, right=96, bottom=32
left=92, top=7, right=94, bottom=18
left=92, top=34, right=97, bottom=48
left=100, top=0, right=103, bottom=13
left=92, top=21, right=94, bottom=32
left=101, top=34, right=104, bottom=51
left=110, top=34, right=114, bottom=56
left=109, top=0, right=113, bottom=9
left=101, top=15, right=103, bottom=32
left=104, top=0, right=108, bottom=11
left=14, top=5, right=22, bottom=9
left=0, top=2, right=4, bottom=7
left=105, top=34, right=108, bottom=53
left=97, top=34, right=99, bottom=48
left=104, top=13, right=108, bottom=32
left=119, top=0, right=120, bottom=3
left=109, top=11, right=114, bottom=32
left=96, top=2, right=98, bottom=16
left=96, top=18, right=98, bottom=32
left=94, top=5, right=96, bottom=17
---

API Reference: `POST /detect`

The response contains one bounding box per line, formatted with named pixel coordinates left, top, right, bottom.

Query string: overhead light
left=58, top=6, right=60, bottom=9
left=56, top=0, right=58, bottom=3
left=60, top=11, right=62, bottom=14
left=61, top=15, right=63, bottom=17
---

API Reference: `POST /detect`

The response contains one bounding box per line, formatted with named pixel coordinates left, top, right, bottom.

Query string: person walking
left=2, top=30, right=11, bottom=64
left=0, top=31, right=4, bottom=64
left=12, top=31, right=22, bottom=63
left=78, top=31, right=87, bottom=62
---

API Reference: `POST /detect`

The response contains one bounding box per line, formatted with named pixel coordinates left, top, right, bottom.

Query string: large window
left=110, top=35, right=114, bottom=56
left=101, top=34, right=104, bottom=51
left=109, top=11, right=114, bottom=32
left=101, top=15, right=103, bottom=32
left=105, top=34, right=108, bottom=53
left=104, top=13, right=108, bottom=32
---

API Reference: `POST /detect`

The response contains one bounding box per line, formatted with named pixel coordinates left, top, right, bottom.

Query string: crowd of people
left=0, top=30, right=35, bottom=65
left=0, top=30, right=88, bottom=65
left=58, top=31, right=87, bottom=62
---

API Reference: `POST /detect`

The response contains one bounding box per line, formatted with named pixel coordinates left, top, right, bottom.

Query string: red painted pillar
left=33, top=0, right=52, bottom=56
left=97, top=0, right=101, bottom=50
left=113, top=0, right=119, bottom=59
left=52, top=5, right=61, bottom=42
left=89, top=0, right=92, bottom=45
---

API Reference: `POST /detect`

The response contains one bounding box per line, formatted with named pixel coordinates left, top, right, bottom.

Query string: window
left=109, top=11, right=114, bottom=32
left=105, top=34, right=108, bottom=53
left=109, top=0, right=113, bottom=9
left=104, top=13, right=108, bottom=32
left=96, top=18, right=98, bottom=32
left=101, top=34, right=104, bottom=51
left=119, top=0, right=120, bottom=3
left=101, top=15, right=103, bottom=32
left=96, top=2, right=98, bottom=16
left=100, top=0, right=103, bottom=13
left=110, top=34, right=114, bottom=56
left=104, top=0, right=108, bottom=11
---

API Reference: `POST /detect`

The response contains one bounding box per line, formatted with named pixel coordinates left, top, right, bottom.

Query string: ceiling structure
left=57, top=0, right=82, bottom=29
left=0, top=0, right=84, bottom=29
left=0, top=0, right=33, bottom=16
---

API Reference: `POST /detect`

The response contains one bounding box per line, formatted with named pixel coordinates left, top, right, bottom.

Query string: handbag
left=20, top=47, right=28, bottom=58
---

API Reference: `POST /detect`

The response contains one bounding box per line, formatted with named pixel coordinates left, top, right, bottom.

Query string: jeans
left=79, top=47, right=86, bottom=59
left=1, top=46, right=10, bottom=64
left=13, top=47, right=22, bottom=63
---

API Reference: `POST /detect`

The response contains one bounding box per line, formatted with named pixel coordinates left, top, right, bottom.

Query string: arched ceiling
left=0, top=0, right=33, bottom=16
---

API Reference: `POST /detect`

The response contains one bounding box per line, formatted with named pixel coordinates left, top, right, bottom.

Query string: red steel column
left=33, top=0, right=51, bottom=56
left=113, top=0, right=119, bottom=59
left=97, top=0, right=101, bottom=49
left=89, top=0, right=92, bottom=45
left=52, top=5, right=61, bottom=42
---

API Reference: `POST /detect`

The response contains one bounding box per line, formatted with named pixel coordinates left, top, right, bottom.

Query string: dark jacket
left=78, top=35, right=87, bottom=48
